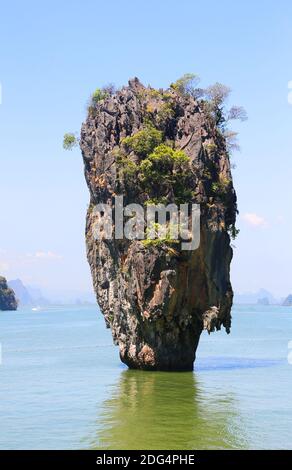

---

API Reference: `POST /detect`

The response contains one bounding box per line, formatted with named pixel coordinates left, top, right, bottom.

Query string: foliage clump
left=201, top=82, right=247, bottom=151
left=64, top=75, right=244, bottom=244
left=116, top=154, right=138, bottom=183
left=170, top=74, right=247, bottom=153
left=148, top=88, right=162, bottom=99
left=203, top=83, right=247, bottom=130
left=140, top=144, right=193, bottom=204
left=121, top=126, right=163, bottom=157
left=170, top=73, right=201, bottom=97
left=142, top=223, right=180, bottom=247
left=156, top=101, right=176, bottom=126
left=211, top=177, right=231, bottom=197
left=228, top=224, right=240, bottom=240
left=63, top=133, right=78, bottom=150
left=91, top=87, right=108, bottom=104
left=118, top=126, right=193, bottom=204
left=140, top=144, right=189, bottom=182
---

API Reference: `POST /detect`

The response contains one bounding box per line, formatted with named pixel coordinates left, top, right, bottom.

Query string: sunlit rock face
left=81, top=78, right=237, bottom=371
left=0, top=276, right=17, bottom=311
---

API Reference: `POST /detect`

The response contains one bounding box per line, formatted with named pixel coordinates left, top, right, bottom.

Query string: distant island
left=234, top=289, right=278, bottom=305
left=8, top=279, right=50, bottom=307
left=0, top=276, right=17, bottom=311
left=6, top=278, right=95, bottom=307
left=257, top=297, right=270, bottom=306
left=282, top=295, right=292, bottom=307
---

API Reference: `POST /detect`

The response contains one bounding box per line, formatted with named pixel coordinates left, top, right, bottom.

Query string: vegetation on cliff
left=65, top=73, right=246, bottom=241
left=70, top=75, right=246, bottom=370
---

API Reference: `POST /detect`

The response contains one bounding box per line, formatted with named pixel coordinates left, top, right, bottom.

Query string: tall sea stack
left=81, top=78, right=237, bottom=371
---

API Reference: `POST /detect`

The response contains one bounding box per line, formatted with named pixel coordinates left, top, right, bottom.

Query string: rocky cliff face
left=0, top=276, right=17, bottom=311
left=80, top=78, right=237, bottom=371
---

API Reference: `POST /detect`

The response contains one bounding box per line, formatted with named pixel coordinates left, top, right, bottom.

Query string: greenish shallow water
left=0, top=304, right=291, bottom=449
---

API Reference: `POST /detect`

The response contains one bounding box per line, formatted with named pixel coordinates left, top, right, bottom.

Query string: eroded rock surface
left=80, top=78, right=237, bottom=370
left=0, top=276, right=17, bottom=311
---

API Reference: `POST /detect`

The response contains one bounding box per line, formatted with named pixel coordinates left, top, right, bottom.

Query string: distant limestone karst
left=8, top=279, right=49, bottom=307
left=0, top=276, right=17, bottom=311
left=282, top=295, right=292, bottom=306
left=257, top=297, right=270, bottom=306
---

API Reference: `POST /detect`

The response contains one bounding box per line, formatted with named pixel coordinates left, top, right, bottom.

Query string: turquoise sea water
left=0, top=304, right=291, bottom=449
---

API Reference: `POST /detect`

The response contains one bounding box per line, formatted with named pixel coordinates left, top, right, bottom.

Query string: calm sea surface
left=0, top=304, right=291, bottom=449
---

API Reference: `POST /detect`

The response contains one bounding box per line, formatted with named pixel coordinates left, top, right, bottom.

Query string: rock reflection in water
left=89, top=370, right=247, bottom=450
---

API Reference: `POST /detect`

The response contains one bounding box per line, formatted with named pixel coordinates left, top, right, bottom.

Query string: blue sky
left=0, top=0, right=292, bottom=299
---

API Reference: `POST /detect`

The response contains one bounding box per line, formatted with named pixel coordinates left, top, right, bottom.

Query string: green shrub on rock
left=211, top=177, right=231, bottom=196
left=139, top=144, right=189, bottom=182
left=121, top=126, right=163, bottom=157
left=91, top=87, right=108, bottom=104
left=139, top=144, right=192, bottom=203
left=228, top=224, right=240, bottom=240
left=142, top=222, right=180, bottom=247
left=170, top=73, right=200, bottom=97
left=63, top=133, right=78, bottom=150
